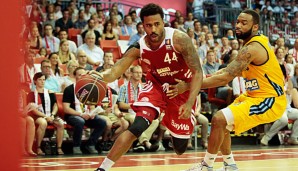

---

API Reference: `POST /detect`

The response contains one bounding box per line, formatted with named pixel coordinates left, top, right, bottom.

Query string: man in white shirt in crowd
left=42, top=24, right=60, bottom=53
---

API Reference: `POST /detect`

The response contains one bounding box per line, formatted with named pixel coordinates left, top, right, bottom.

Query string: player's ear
left=253, top=24, right=259, bottom=32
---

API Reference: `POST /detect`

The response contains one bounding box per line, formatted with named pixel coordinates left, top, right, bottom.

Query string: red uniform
left=131, top=27, right=196, bottom=138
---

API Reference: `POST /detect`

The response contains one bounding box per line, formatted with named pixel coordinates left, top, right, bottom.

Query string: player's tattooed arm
left=173, top=30, right=203, bottom=119
left=225, top=43, right=255, bottom=77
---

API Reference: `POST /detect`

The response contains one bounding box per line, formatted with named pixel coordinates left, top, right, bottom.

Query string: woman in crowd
left=27, top=72, right=64, bottom=155
left=58, top=39, right=76, bottom=65
left=102, top=21, right=118, bottom=40
left=48, top=52, right=64, bottom=79
left=60, top=60, right=79, bottom=92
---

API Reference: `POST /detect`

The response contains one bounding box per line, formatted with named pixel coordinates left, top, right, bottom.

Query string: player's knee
left=211, top=112, right=227, bottom=127
left=128, top=116, right=150, bottom=138
left=171, top=136, right=188, bottom=155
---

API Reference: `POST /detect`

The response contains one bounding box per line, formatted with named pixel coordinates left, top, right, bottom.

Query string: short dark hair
left=33, top=72, right=45, bottom=82
left=140, top=3, right=164, bottom=22
left=136, top=22, right=143, bottom=28
left=73, top=67, right=85, bottom=76
left=241, top=9, right=260, bottom=25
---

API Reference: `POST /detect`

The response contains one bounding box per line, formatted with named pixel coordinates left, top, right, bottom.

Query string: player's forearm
left=202, top=74, right=230, bottom=89
left=188, top=70, right=203, bottom=104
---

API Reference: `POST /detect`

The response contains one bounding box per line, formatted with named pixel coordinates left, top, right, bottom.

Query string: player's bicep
left=225, top=44, right=255, bottom=77
left=173, top=31, right=202, bottom=72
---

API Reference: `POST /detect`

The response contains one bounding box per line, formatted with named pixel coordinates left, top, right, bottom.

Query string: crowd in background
left=19, top=0, right=298, bottom=157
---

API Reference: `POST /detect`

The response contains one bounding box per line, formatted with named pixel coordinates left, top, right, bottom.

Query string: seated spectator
left=81, top=19, right=101, bottom=45
left=184, top=12, right=194, bottom=30
left=42, top=24, right=60, bottom=53
left=43, top=12, right=56, bottom=31
left=55, top=9, right=74, bottom=33
left=102, top=21, right=118, bottom=40
left=27, top=26, right=42, bottom=52
left=202, top=50, right=220, bottom=75
left=273, top=1, right=285, bottom=13
left=211, top=24, right=221, bottom=40
left=57, top=39, right=76, bottom=65
left=129, top=10, right=141, bottom=25
left=48, top=52, right=64, bottom=79
left=275, top=38, right=288, bottom=55
left=121, top=15, right=137, bottom=36
left=110, top=15, right=122, bottom=36
left=58, top=29, right=77, bottom=54
left=186, top=28, right=198, bottom=49
left=37, top=47, right=48, bottom=58
left=74, top=10, right=88, bottom=30
left=96, top=51, right=114, bottom=72
left=27, top=72, right=64, bottom=155
left=291, top=12, right=298, bottom=27
left=286, top=80, right=298, bottom=145
left=285, top=53, right=295, bottom=77
left=78, top=31, right=104, bottom=66
left=128, top=22, right=145, bottom=46
left=60, top=60, right=78, bottom=92
left=19, top=52, right=39, bottom=92
left=288, top=38, right=298, bottom=63
left=62, top=67, right=106, bottom=154
left=230, top=0, right=241, bottom=9
left=40, top=59, right=61, bottom=93
left=77, top=50, right=93, bottom=70
left=291, top=64, right=298, bottom=89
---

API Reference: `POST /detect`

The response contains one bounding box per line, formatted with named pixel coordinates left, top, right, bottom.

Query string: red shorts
left=131, top=80, right=196, bottom=139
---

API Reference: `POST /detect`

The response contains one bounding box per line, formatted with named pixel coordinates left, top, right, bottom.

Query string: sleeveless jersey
left=139, top=27, right=192, bottom=85
left=242, top=34, right=284, bottom=98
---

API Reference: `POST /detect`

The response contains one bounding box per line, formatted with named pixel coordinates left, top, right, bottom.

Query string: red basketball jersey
left=139, top=27, right=192, bottom=85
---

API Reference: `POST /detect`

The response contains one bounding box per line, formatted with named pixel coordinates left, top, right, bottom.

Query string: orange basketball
left=75, top=74, right=107, bottom=105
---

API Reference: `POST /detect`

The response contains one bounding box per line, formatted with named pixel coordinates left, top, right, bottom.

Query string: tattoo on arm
left=174, top=31, right=202, bottom=71
left=226, top=45, right=253, bottom=77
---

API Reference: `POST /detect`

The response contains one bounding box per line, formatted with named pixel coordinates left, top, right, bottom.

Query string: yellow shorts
left=223, top=94, right=286, bottom=135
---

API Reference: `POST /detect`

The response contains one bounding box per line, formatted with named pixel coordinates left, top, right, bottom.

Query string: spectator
left=80, top=0, right=96, bottom=15
left=288, top=38, right=298, bottom=63
left=60, top=59, right=78, bottom=91
left=129, top=10, right=141, bottom=25
left=82, top=2, right=92, bottom=21
left=77, top=50, right=93, bottom=71
left=110, top=3, right=124, bottom=22
left=54, top=3, right=63, bottom=20
left=192, top=0, right=204, bottom=20
left=27, top=72, right=64, bottom=155
left=201, top=24, right=210, bottom=34
left=282, top=10, right=291, bottom=25
left=231, top=39, right=240, bottom=50
left=28, top=26, right=42, bottom=52
left=170, top=10, right=182, bottom=27
left=110, top=15, right=122, bottom=36
left=286, top=81, right=298, bottom=145
left=275, top=38, right=288, bottom=58
left=78, top=31, right=104, bottom=66
left=20, top=52, right=39, bottom=92
left=291, top=64, right=298, bottom=88
left=291, top=12, right=298, bottom=27
left=74, top=10, right=88, bottom=30
left=58, top=29, right=77, bottom=54
left=81, top=19, right=101, bottom=45
left=43, top=12, right=56, bottom=32
left=212, top=24, right=221, bottom=40
left=40, top=59, right=61, bottom=93
left=48, top=52, right=64, bottom=78
left=261, top=0, right=273, bottom=12
left=102, top=21, right=118, bottom=40
left=128, top=22, right=145, bottom=46
left=187, top=28, right=198, bottom=49
left=230, top=0, right=241, bottom=9
left=42, top=24, right=60, bottom=53
left=226, top=29, right=235, bottom=40
left=62, top=67, right=107, bottom=154
left=273, top=1, right=285, bottom=13
left=55, top=9, right=74, bottom=33
left=285, top=53, right=295, bottom=77
left=121, top=15, right=137, bottom=36
left=68, top=1, right=79, bottom=22
left=96, top=52, right=114, bottom=72
left=57, top=39, right=76, bottom=65
left=202, top=50, right=220, bottom=75
left=193, top=21, right=202, bottom=41
left=184, top=12, right=195, bottom=30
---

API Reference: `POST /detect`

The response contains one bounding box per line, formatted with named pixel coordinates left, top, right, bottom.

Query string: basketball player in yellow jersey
left=183, top=9, right=287, bottom=171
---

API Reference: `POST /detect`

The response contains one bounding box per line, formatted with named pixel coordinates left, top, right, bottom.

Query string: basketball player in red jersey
left=94, top=3, right=203, bottom=171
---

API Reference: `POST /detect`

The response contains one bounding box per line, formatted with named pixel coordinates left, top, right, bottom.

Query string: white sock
left=223, top=153, right=236, bottom=165
left=203, top=151, right=217, bottom=167
left=99, top=158, right=115, bottom=171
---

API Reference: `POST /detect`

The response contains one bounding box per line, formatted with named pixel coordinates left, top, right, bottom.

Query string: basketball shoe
left=94, top=168, right=105, bottom=171
left=216, top=162, right=239, bottom=171
left=182, top=161, right=213, bottom=171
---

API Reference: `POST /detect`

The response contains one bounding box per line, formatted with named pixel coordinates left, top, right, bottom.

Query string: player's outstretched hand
left=178, top=101, right=192, bottom=119
left=167, top=79, right=189, bottom=99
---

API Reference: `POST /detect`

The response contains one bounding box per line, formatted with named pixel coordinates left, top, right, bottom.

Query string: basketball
left=75, top=74, right=107, bottom=105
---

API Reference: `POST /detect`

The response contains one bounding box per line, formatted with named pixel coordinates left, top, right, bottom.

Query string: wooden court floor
left=21, top=146, right=298, bottom=171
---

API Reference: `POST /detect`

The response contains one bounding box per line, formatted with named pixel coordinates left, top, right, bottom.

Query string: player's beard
left=236, top=26, right=253, bottom=40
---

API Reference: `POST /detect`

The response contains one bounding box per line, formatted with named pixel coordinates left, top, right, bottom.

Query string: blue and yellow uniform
left=225, top=34, right=287, bottom=135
